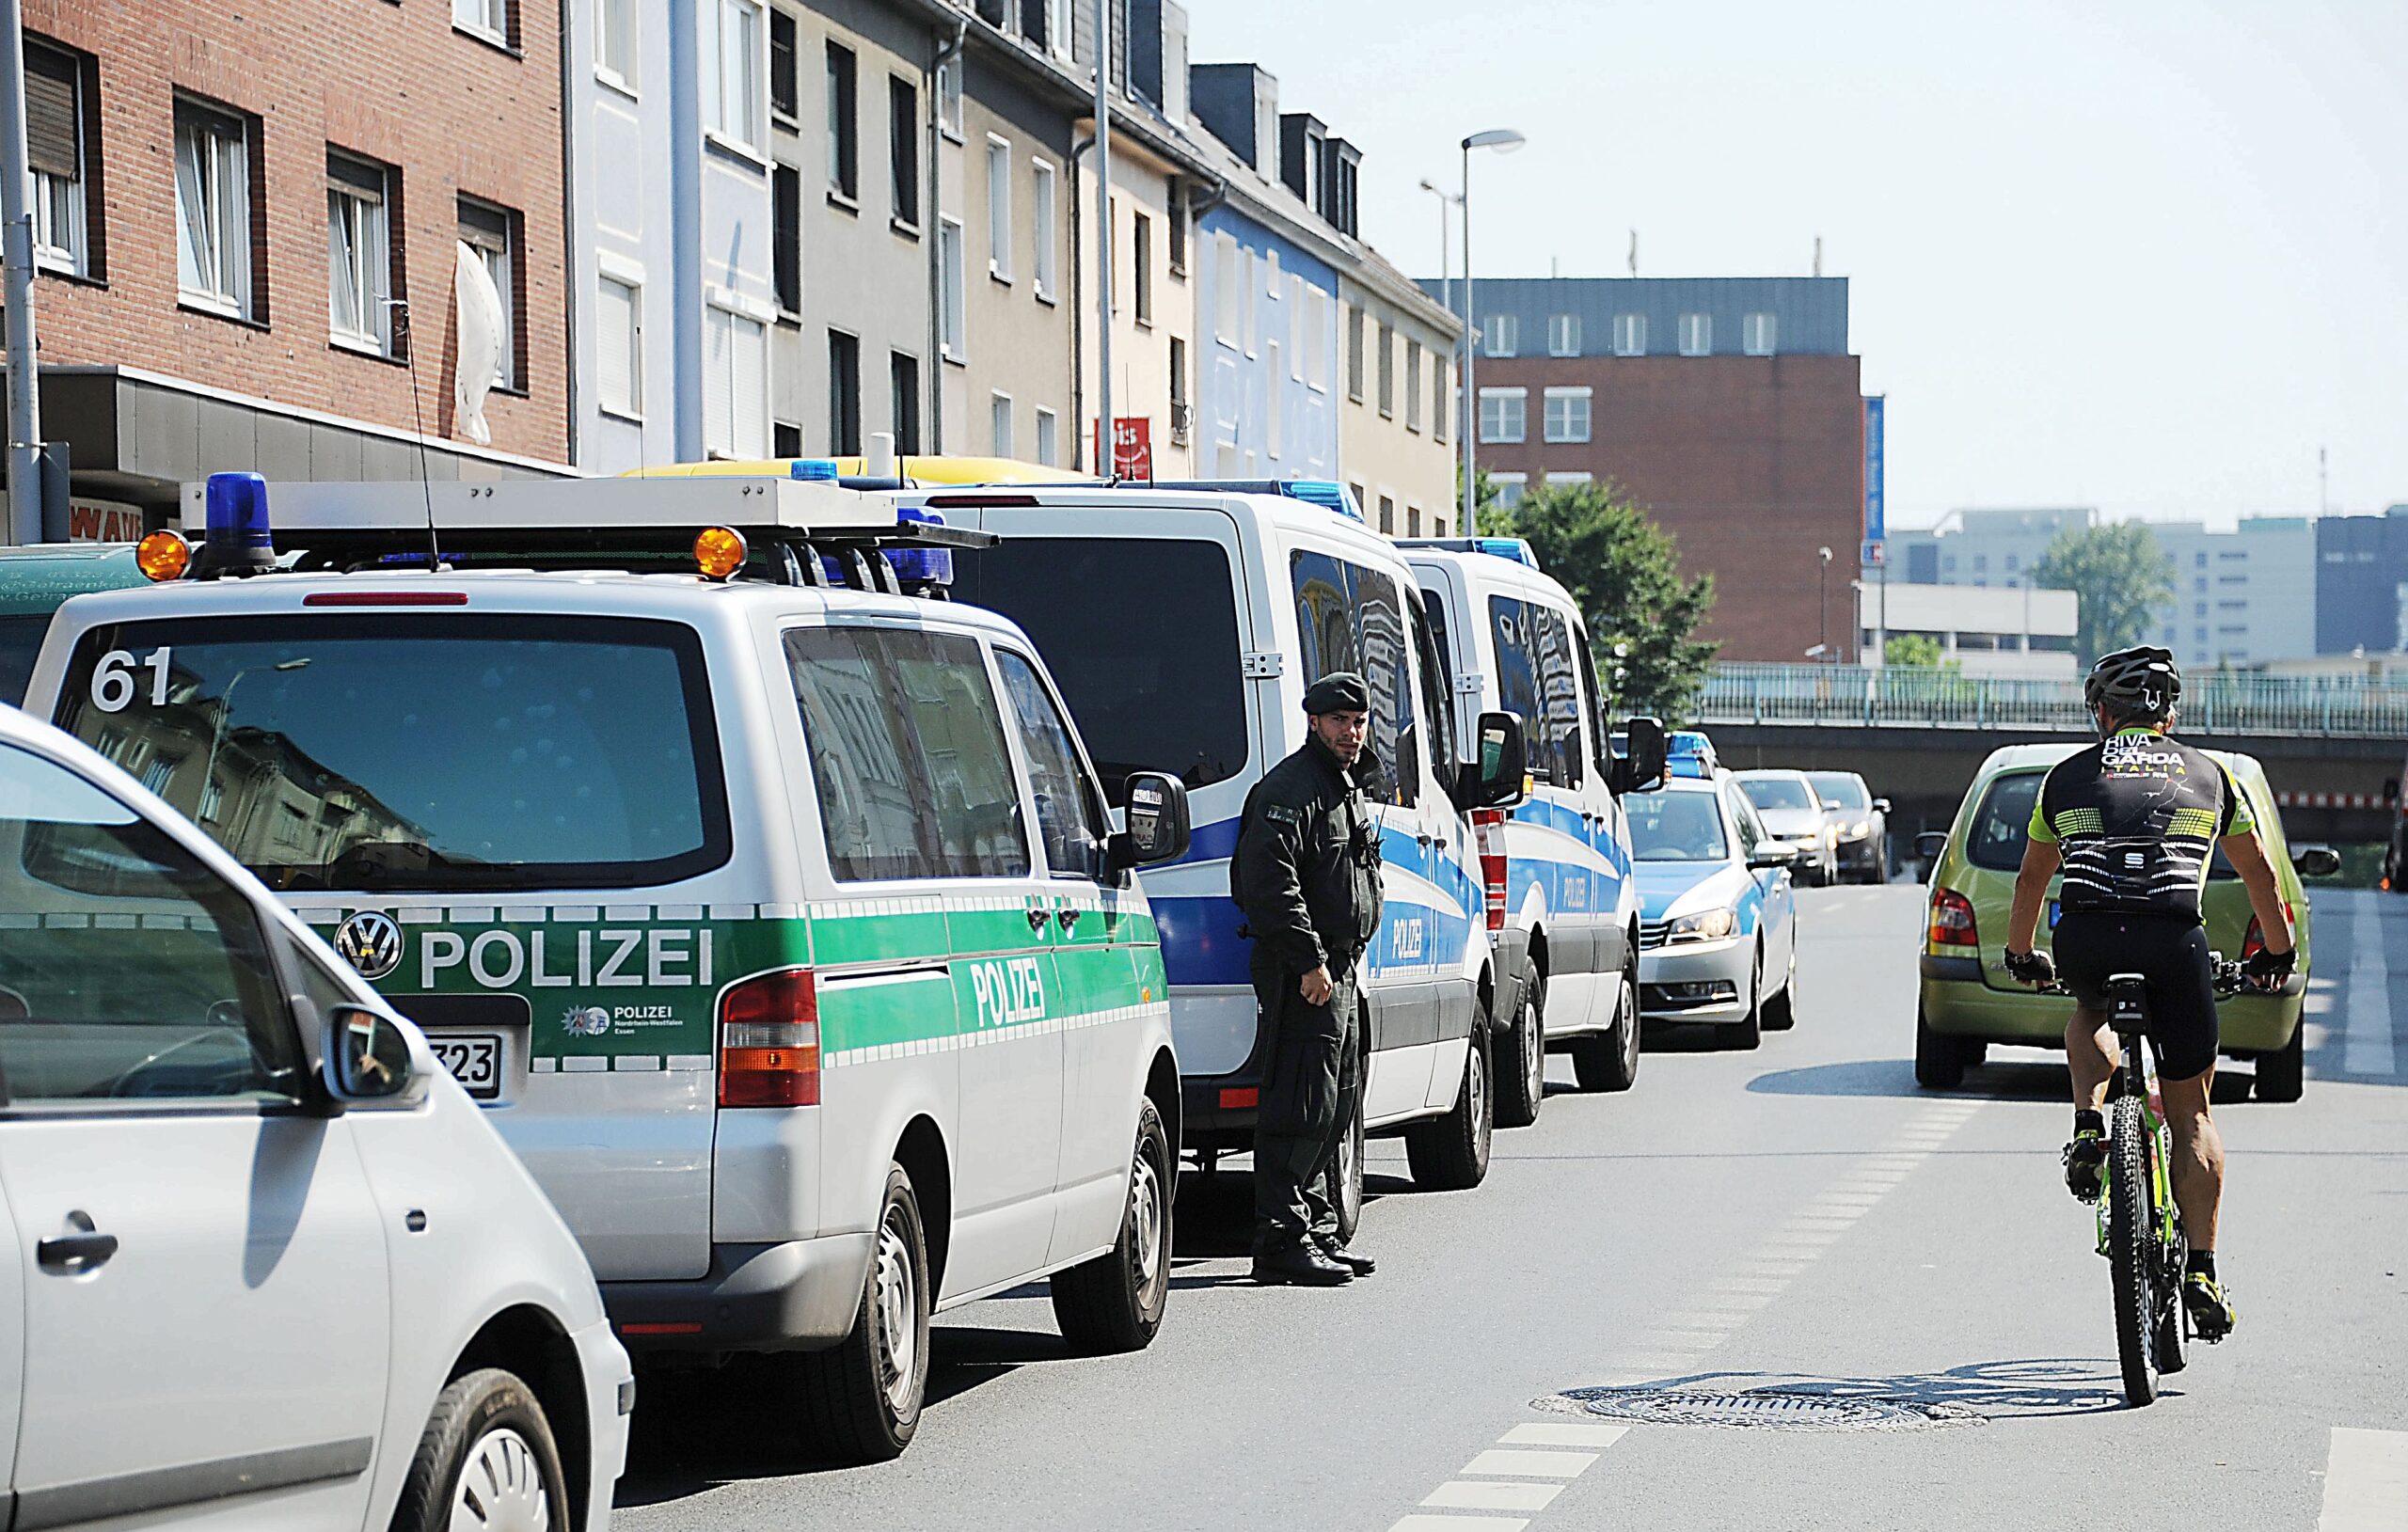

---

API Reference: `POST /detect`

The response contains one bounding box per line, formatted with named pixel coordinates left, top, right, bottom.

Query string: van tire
left=1495, top=966, right=1545, bottom=1128
left=793, top=1165, right=930, bottom=1463
left=390, top=1368, right=569, bottom=1532
left=1571, top=962, right=1641, bottom=1093
left=1405, top=1006, right=1493, bottom=1191
left=1052, top=1099, right=1175, bottom=1353
left=2254, top=1023, right=2305, bottom=1102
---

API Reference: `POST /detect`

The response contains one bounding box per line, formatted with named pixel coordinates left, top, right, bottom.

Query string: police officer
left=1232, top=671, right=1385, bottom=1287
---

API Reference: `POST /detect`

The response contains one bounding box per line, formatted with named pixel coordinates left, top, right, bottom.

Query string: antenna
left=1626, top=229, right=1638, bottom=277
left=2319, top=445, right=2329, bottom=516
left=388, top=299, right=442, bottom=570
left=1813, top=235, right=1823, bottom=276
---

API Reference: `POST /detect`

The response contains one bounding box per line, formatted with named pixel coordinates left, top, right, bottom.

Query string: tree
left=1483, top=479, right=1719, bottom=718
left=1883, top=633, right=1946, bottom=668
left=2030, top=522, right=2176, bottom=664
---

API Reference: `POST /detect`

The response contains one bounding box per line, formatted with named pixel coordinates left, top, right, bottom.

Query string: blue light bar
left=790, top=459, right=841, bottom=482
left=202, top=471, right=277, bottom=575
left=1145, top=479, right=1366, bottom=521
left=1475, top=538, right=1538, bottom=567
left=888, top=506, right=954, bottom=586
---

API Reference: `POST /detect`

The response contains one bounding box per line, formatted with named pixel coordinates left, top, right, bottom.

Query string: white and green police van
left=907, top=481, right=1527, bottom=1229
left=24, top=472, right=1192, bottom=1462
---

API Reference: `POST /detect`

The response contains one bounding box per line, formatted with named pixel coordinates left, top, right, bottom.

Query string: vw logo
left=333, top=910, right=404, bottom=982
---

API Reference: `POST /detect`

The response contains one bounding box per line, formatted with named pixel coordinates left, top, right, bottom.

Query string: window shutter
left=733, top=315, right=768, bottom=457
left=703, top=308, right=734, bottom=453
left=598, top=280, right=634, bottom=413
left=25, top=46, right=77, bottom=180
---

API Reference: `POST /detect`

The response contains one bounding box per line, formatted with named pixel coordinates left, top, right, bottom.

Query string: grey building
left=1432, top=276, right=1852, bottom=367
left=2315, top=505, right=2408, bottom=655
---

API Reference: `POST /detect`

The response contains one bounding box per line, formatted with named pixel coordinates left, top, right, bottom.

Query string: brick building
left=1426, top=275, right=1867, bottom=663
left=24, top=0, right=571, bottom=532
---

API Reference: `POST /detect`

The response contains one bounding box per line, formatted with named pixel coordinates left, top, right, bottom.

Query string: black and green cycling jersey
left=2026, top=726, right=2255, bottom=920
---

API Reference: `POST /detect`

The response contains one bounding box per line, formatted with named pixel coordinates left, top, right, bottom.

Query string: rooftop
left=1412, top=276, right=1851, bottom=358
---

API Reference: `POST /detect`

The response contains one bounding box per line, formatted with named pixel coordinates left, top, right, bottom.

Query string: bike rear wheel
left=2108, top=1095, right=2160, bottom=1406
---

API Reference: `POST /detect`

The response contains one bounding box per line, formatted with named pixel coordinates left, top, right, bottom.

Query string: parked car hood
left=1636, top=861, right=1752, bottom=921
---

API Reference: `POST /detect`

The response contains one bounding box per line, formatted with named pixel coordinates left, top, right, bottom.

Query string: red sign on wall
left=1097, top=417, right=1151, bottom=481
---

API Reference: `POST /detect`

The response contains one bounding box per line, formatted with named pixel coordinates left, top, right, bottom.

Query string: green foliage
left=1465, top=466, right=1513, bottom=536
left=1482, top=479, right=1719, bottom=719
left=2030, top=522, right=2177, bottom=664
left=1883, top=632, right=1947, bottom=669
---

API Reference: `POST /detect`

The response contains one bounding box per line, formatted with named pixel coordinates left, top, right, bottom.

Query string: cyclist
left=1999, top=645, right=2295, bottom=1342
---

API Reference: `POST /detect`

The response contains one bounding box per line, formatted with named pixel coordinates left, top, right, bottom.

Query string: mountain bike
left=2095, top=956, right=2256, bottom=1407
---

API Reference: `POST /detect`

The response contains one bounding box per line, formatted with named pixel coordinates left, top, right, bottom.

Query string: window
left=1035, top=406, right=1058, bottom=466
left=1489, top=596, right=1583, bottom=788
left=990, top=392, right=1013, bottom=458
left=996, top=651, right=1107, bottom=879
left=1678, top=312, right=1710, bottom=355
left=701, top=0, right=762, bottom=150
left=599, top=0, right=640, bottom=87
left=703, top=303, right=768, bottom=456
left=985, top=136, right=1011, bottom=278
left=767, top=8, right=794, bottom=115
left=774, top=421, right=804, bottom=457
left=1612, top=312, right=1645, bottom=355
left=2004, top=554, right=2020, bottom=572
left=1482, top=312, right=1517, bottom=357
left=1169, top=336, right=1189, bottom=435
left=826, top=329, right=861, bottom=455
left=1405, top=340, right=1424, bottom=432
left=458, top=197, right=519, bottom=389
left=1288, top=551, right=1419, bottom=807
left=1266, top=340, right=1283, bottom=459
left=1167, top=178, right=1187, bottom=275
left=1213, top=231, right=1242, bottom=344
left=325, top=152, right=395, bottom=355
left=1347, top=304, right=1366, bottom=400
left=174, top=99, right=253, bottom=319
left=27, top=39, right=91, bottom=277
left=889, top=350, right=921, bottom=453
left=1479, top=387, right=1526, bottom=444
left=1031, top=159, right=1057, bottom=300
left=1377, top=496, right=1394, bottom=534
left=1492, top=472, right=1527, bottom=509
left=825, top=42, right=858, bottom=199
left=936, top=57, right=963, bottom=139
left=938, top=217, right=966, bottom=359
left=772, top=163, right=801, bottom=312
left=1240, top=247, right=1255, bottom=352
left=1306, top=284, right=1328, bottom=390
left=454, top=0, right=509, bottom=43
left=1133, top=212, right=1152, bottom=324
left=1972, top=555, right=1988, bottom=572
left=1543, top=386, right=1592, bottom=444
left=1376, top=322, right=1396, bottom=417
left=1287, top=276, right=1305, bottom=380
left=890, top=78, right=920, bottom=228
left=1546, top=470, right=1592, bottom=486
left=1407, top=506, right=1421, bottom=537
left=1547, top=313, right=1580, bottom=355
left=1434, top=358, right=1449, bottom=443
left=597, top=274, right=642, bottom=419
left=784, top=627, right=1028, bottom=881
left=1742, top=311, right=1776, bottom=355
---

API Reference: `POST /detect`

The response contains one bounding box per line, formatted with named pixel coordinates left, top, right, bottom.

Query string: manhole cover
left=1534, top=1386, right=1981, bottom=1432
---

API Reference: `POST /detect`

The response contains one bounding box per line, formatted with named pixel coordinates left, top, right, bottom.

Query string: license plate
left=428, top=1033, right=503, bottom=1100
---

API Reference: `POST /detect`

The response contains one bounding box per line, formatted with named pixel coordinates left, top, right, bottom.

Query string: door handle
left=37, top=1229, right=118, bottom=1275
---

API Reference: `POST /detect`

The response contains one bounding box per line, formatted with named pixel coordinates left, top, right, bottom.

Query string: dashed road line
left=2318, top=1427, right=2408, bottom=1530
left=1387, top=1429, right=1629, bottom=1532
left=2343, top=900, right=2396, bottom=1078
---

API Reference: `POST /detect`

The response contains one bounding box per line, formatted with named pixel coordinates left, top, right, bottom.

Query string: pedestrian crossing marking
left=1498, top=1425, right=1628, bottom=1447
left=1459, top=1448, right=1597, bottom=1478
left=1423, top=1481, right=1562, bottom=1511
left=2319, top=1428, right=2408, bottom=1531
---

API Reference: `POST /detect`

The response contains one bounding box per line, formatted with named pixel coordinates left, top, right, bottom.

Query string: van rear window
left=952, top=537, right=1247, bottom=804
left=42, top=614, right=729, bottom=892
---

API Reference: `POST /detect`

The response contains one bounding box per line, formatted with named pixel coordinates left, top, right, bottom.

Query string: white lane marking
left=1710, top=1277, right=1791, bottom=1294
left=1424, top=1482, right=1564, bottom=1511
left=2345, top=901, right=2397, bottom=1078
left=1390, top=1516, right=1529, bottom=1531
left=2320, top=1428, right=2408, bottom=1530
left=1500, top=1425, right=1628, bottom=1447
left=1660, top=1310, right=1749, bottom=1329
left=1460, top=1449, right=1598, bottom=1478
left=1638, top=1329, right=1729, bottom=1350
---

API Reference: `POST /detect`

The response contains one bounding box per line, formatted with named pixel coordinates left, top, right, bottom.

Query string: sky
left=1180, top=0, right=2408, bottom=532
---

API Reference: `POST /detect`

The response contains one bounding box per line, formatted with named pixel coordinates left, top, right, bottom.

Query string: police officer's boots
left=1252, top=1243, right=1354, bottom=1287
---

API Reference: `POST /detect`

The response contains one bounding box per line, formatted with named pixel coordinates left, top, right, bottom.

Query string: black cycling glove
left=2004, top=948, right=2056, bottom=987
left=2242, top=946, right=2295, bottom=982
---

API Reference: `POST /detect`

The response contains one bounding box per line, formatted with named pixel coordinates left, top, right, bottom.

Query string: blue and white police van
left=1402, top=538, right=1665, bottom=1125
left=911, top=481, right=1527, bottom=1227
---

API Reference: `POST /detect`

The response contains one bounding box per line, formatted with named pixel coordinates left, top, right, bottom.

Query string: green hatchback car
left=1916, top=743, right=2336, bottom=1101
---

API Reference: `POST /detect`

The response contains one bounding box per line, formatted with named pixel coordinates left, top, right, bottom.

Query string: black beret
left=1303, top=671, right=1370, bottom=714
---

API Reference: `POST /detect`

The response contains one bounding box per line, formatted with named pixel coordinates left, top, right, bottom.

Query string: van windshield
left=41, top=614, right=728, bottom=893
left=951, top=536, right=1247, bottom=804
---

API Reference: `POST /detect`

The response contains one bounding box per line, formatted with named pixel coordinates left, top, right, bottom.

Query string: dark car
left=1808, top=769, right=1890, bottom=883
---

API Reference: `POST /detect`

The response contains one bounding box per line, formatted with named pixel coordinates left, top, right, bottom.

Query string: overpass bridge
left=1689, top=665, right=2407, bottom=852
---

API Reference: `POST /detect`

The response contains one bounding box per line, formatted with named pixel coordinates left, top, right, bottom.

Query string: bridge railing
left=1692, top=664, right=2408, bottom=738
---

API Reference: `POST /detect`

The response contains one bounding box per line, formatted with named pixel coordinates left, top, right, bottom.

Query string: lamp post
left=1458, top=128, right=1525, bottom=536
left=203, top=658, right=311, bottom=823
left=1417, top=179, right=1462, bottom=320
left=1817, top=545, right=1833, bottom=664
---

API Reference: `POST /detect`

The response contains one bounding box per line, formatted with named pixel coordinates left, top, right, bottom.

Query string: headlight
left=1666, top=908, right=1736, bottom=943
left=1853, top=820, right=1870, bottom=838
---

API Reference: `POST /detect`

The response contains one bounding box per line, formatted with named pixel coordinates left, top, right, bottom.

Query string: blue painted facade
left=1192, top=204, right=1341, bottom=481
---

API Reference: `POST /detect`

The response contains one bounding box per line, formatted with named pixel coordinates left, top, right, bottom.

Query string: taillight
left=2241, top=902, right=2295, bottom=960
left=1473, top=808, right=1508, bottom=935
left=1928, top=887, right=1978, bottom=948
left=718, top=968, right=819, bottom=1107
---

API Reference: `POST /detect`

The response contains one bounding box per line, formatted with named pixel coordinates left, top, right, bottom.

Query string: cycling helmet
left=2084, top=645, right=2181, bottom=722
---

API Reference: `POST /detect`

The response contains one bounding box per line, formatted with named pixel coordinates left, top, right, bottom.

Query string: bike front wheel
left=2107, top=1095, right=2161, bottom=1406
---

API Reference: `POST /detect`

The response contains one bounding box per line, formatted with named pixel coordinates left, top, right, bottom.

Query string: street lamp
left=202, top=657, right=311, bottom=823
left=1816, top=546, right=1834, bottom=664
left=1458, top=127, right=1526, bottom=536
left=1418, top=179, right=1463, bottom=320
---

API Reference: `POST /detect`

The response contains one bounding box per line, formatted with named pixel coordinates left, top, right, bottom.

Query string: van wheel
left=793, top=1165, right=930, bottom=1462
left=1053, top=1099, right=1175, bottom=1353
left=1914, top=1006, right=1969, bottom=1090
left=1495, top=966, right=1545, bottom=1128
left=1325, top=1086, right=1366, bottom=1245
left=1406, top=1006, right=1493, bottom=1191
left=1571, top=962, right=1641, bottom=1092
left=2255, top=1023, right=2305, bottom=1102
left=390, top=1368, right=569, bottom=1532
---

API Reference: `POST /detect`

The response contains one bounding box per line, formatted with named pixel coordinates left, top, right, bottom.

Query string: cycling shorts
left=2050, top=911, right=2219, bottom=1081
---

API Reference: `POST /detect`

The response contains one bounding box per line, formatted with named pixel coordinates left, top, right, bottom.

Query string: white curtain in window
left=176, top=117, right=247, bottom=311
left=453, top=240, right=506, bottom=444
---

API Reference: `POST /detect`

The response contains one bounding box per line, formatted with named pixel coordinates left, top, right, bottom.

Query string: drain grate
left=1535, top=1386, right=1981, bottom=1432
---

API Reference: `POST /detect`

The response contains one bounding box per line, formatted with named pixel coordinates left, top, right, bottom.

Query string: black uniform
left=1231, top=722, right=1385, bottom=1256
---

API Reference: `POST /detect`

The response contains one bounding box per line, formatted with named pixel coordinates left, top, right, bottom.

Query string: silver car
left=1735, top=769, right=1837, bottom=887
left=1807, top=769, right=1890, bottom=883
left=1629, top=775, right=1801, bottom=1049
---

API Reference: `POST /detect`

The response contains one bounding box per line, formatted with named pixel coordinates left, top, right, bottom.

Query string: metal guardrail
left=1693, top=663, right=2408, bottom=738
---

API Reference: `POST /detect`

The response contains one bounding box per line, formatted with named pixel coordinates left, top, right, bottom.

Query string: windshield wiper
left=323, top=841, right=536, bottom=891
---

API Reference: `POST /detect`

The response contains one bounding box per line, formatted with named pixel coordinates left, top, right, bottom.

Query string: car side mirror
left=1873, top=798, right=1892, bottom=815
left=1915, top=830, right=1949, bottom=862
left=1110, top=771, right=1192, bottom=875
left=1747, top=846, right=1794, bottom=871
left=1455, top=711, right=1529, bottom=810
left=2291, top=844, right=2342, bottom=879
left=1822, top=798, right=1845, bottom=811
left=325, top=1003, right=420, bottom=1102
left=1608, top=715, right=1668, bottom=795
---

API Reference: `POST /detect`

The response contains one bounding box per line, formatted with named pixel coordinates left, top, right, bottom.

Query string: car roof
left=906, top=486, right=1408, bottom=564
left=1973, top=739, right=2268, bottom=781
left=1734, top=767, right=1814, bottom=782
left=0, top=544, right=147, bottom=615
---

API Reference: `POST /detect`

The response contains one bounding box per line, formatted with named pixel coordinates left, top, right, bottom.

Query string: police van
left=1402, top=539, right=1665, bottom=1124
left=24, top=472, right=1191, bottom=1463
left=903, top=481, right=1527, bottom=1225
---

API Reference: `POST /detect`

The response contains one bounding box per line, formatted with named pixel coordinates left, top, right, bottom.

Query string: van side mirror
left=1110, top=771, right=1191, bottom=874
left=1608, top=716, right=1668, bottom=795
left=325, top=1004, right=420, bottom=1102
left=1455, top=711, right=1528, bottom=810
left=2291, top=844, right=2342, bottom=879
